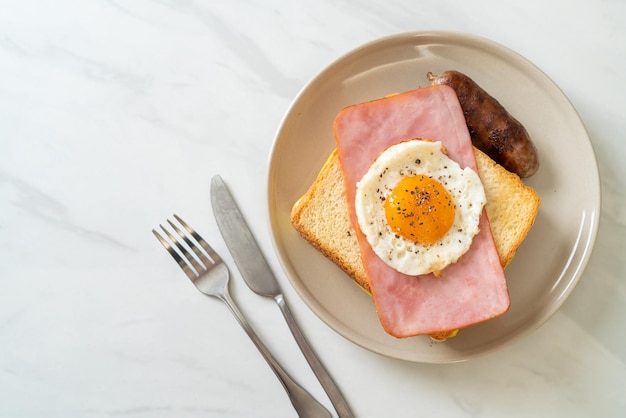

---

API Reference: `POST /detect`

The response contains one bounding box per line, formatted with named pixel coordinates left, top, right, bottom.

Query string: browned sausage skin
left=427, top=70, right=539, bottom=178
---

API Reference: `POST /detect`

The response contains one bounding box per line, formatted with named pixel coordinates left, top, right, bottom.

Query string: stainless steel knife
left=210, top=174, right=355, bottom=418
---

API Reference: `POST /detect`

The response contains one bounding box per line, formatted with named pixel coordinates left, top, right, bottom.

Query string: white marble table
left=1, top=1, right=624, bottom=417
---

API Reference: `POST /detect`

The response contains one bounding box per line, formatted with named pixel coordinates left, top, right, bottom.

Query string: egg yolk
left=384, top=175, right=455, bottom=246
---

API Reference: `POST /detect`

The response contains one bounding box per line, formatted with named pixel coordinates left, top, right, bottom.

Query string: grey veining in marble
left=1, top=1, right=625, bottom=417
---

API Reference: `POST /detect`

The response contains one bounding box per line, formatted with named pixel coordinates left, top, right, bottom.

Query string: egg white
left=355, top=139, right=486, bottom=276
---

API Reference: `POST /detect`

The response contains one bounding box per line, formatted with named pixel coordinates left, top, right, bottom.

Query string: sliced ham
left=334, top=85, right=510, bottom=337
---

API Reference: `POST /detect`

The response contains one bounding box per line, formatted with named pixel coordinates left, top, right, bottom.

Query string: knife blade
left=210, top=174, right=354, bottom=418
left=210, top=176, right=279, bottom=297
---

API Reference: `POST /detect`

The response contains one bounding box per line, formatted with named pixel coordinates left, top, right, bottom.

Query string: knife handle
left=219, top=289, right=331, bottom=418
left=275, top=294, right=355, bottom=418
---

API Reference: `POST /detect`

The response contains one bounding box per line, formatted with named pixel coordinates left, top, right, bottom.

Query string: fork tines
left=152, top=215, right=220, bottom=279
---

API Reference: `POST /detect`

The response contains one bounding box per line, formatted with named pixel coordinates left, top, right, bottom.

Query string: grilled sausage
left=427, top=70, right=539, bottom=178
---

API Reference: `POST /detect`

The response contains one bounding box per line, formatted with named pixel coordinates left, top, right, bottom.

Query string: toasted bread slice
left=290, top=147, right=540, bottom=294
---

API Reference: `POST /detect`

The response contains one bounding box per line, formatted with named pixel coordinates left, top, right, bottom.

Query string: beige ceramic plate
left=267, top=31, right=600, bottom=363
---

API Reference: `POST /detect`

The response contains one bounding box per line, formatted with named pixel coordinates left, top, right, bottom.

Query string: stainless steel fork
left=153, top=215, right=331, bottom=418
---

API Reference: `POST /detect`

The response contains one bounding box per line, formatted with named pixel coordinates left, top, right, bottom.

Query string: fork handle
left=218, top=290, right=331, bottom=418
left=275, top=294, right=355, bottom=418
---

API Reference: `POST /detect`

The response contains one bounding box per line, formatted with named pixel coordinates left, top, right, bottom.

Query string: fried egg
left=354, top=139, right=486, bottom=276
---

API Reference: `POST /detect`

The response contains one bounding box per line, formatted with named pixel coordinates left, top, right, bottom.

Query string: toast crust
left=290, top=149, right=370, bottom=292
